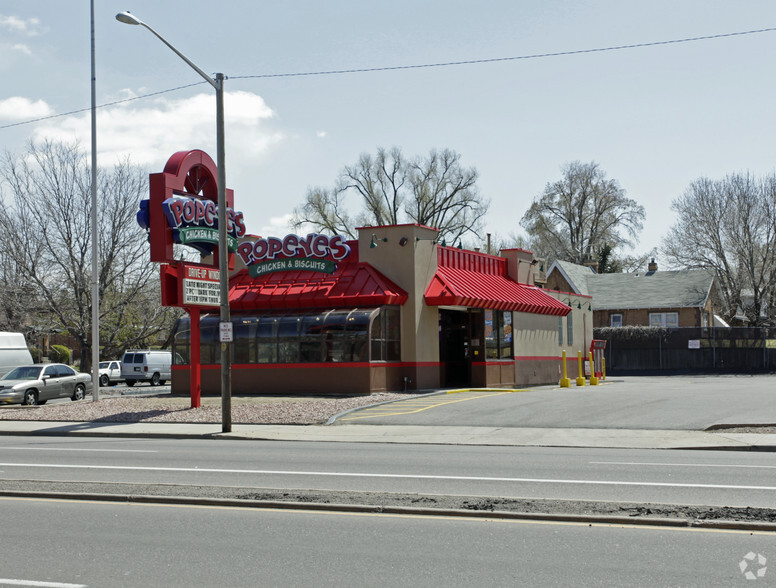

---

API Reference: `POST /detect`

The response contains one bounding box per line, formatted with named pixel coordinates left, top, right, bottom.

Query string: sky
left=2, top=1, right=776, bottom=263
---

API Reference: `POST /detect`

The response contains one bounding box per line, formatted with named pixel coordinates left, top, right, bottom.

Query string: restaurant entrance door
left=439, top=309, right=470, bottom=388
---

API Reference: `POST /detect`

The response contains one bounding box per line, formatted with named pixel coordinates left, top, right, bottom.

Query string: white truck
left=98, top=360, right=123, bottom=387
left=120, top=350, right=172, bottom=386
left=0, top=332, right=34, bottom=378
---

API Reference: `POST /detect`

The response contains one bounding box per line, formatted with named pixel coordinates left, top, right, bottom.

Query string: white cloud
left=0, top=14, right=44, bottom=36
left=248, top=214, right=300, bottom=238
left=31, top=90, right=282, bottom=167
left=316, top=131, right=327, bottom=138
left=12, top=43, right=32, bottom=56
left=0, top=96, right=54, bottom=121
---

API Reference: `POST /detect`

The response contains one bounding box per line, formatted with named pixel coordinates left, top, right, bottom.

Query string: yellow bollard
left=575, top=350, right=586, bottom=386
left=560, top=350, right=571, bottom=387
left=588, top=351, right=599, bottom=385
left=602, top=357, right=606, bottom=380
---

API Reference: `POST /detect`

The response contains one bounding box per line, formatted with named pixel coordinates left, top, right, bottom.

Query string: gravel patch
left=0, top=392, right=425, bottom=425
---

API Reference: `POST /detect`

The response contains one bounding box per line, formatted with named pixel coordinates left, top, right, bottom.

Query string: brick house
left=545, top=259, right=720, bottom=329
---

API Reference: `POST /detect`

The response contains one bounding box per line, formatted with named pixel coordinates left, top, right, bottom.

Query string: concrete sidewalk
left=0, top=419, right=775, bottom=451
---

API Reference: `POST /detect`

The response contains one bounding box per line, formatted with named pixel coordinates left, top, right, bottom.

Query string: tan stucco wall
left=358, top=225, right=440, bottom=365
left=514, top=291, right=593, bottom=359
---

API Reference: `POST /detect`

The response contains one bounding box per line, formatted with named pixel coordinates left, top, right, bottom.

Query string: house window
left=610, top=314, right=623, bottom=328
left=567, top=315, right=573, bottom=346
left=649, top=312, right=679, bottom=328
left=557, top=317, right=564, bottom=346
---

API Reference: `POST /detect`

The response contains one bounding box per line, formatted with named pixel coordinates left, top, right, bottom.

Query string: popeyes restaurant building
left=145, top=150, right=590, bottom=398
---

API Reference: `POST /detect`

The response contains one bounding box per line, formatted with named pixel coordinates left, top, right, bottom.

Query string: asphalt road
left=1, top=435, right=775, bottom=509
left=2, top=497, right=773, bottom=587
left=336, top=374, right=776, bottom=429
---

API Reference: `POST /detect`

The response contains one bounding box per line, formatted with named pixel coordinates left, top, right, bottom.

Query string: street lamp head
left=115, top=11, right=143, bottom=26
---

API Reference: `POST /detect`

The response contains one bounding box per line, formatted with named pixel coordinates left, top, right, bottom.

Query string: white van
left=121, top=350, right=172, bottom=386
left=0, top=332, right=34, bottom=378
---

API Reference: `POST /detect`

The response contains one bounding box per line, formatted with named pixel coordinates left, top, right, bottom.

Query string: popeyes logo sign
left=143, top=150, right=242, bottom=266
left=161, top=195, right=246, bottom=255
left=237, top=233, right=350, bottom=277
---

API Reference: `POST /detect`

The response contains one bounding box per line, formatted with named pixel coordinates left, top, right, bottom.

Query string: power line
left=0, top=82, right=206, bottom=130
left=2, top=26, right=775, bottom=130
left=232, top=26, right=776, bottom=80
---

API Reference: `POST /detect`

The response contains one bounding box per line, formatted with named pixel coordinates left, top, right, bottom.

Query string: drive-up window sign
left=182, top=265, right=220, bottom=306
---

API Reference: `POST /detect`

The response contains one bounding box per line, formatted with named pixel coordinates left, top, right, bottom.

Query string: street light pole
left=116, top=11, right=231, bottom=431
left=90, top=0, right=100, bottom=402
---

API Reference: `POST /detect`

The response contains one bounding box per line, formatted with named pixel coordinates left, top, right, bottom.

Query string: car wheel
left=99, top=374, right=110, bottom=387
left=71, top=384, right=85, bottom=401
left=159, top=380, right=166, bottom=386
left=37, top=400, right=47, bottom=405
left=22, top=390, right=38, bottom=406
left=151, top=373, right=161, bottom=386
left=125, top=380, right=135, bottom=387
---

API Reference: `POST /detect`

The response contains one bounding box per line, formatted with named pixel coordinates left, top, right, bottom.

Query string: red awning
left=424, top=266, right=570, bottom=316
left=229, top=262, right=407, bottom=311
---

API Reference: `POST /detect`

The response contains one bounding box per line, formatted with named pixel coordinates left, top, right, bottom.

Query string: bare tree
left=663, top=173, right=776, bottom=325
left=293, top=147, right=487, bottom=243
left=520, top=161, right=645, bottom=265
left=0, top=140, right=179, bottom=371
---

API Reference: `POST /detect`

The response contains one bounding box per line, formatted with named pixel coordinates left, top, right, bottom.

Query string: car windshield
left=2, top=366, right=42, bottom=380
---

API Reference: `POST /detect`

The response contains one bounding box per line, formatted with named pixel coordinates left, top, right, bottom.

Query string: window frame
left=485, top=310, right=514, bottom=360
left=649, top=312, right=679, bottom=328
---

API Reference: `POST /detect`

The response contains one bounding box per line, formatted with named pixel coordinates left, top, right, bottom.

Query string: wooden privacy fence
left=593, top=327, right=776, bottom=374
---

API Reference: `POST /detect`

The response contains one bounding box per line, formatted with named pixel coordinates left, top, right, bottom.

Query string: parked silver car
left=0, top=364, right=91, bottom=405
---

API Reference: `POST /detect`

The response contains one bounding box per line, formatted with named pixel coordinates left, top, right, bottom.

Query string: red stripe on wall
left=173, top=361, right=440, bottom=370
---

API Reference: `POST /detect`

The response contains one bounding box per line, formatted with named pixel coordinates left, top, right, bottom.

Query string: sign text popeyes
left=237, top=233, right=350, bottom=277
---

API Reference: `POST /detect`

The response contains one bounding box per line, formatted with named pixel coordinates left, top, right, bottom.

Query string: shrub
left=50, top=344, right=72, bottom=364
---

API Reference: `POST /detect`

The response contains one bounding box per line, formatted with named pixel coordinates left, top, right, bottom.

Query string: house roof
left=587, top=269, right=716, bottom=310
left=546, top=261, right=716, bottom=310
left=546, top=260, right=597, bottom=296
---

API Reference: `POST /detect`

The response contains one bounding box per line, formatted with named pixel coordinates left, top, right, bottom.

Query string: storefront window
left=172, top=317, right=190, bottom=364
left=370, top=306, right=400, bottom=361
left=233, top=316, right=258, bottom=364
left=171, top=307, right=399, bottom=365
left=200, top=316, right=220, bottom=365
left=322, top=310, right=350, bottom=362
left=500, top=312, right=513, bottom=359
left=485, top=310, right=513, bottom=360
left=256, top=316, right=278, bottom=363
left=347, top=309, right=372, bottom=362
left=277, top=315, right=301, bottom=363
left=300, top=314, right=325, bottom=362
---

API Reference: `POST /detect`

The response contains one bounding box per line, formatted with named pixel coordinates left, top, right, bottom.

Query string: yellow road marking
left=341, top=389, right=526, bottom=421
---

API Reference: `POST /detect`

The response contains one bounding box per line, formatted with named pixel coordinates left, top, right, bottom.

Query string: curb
left=2, top=489, right=775, bottom=532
